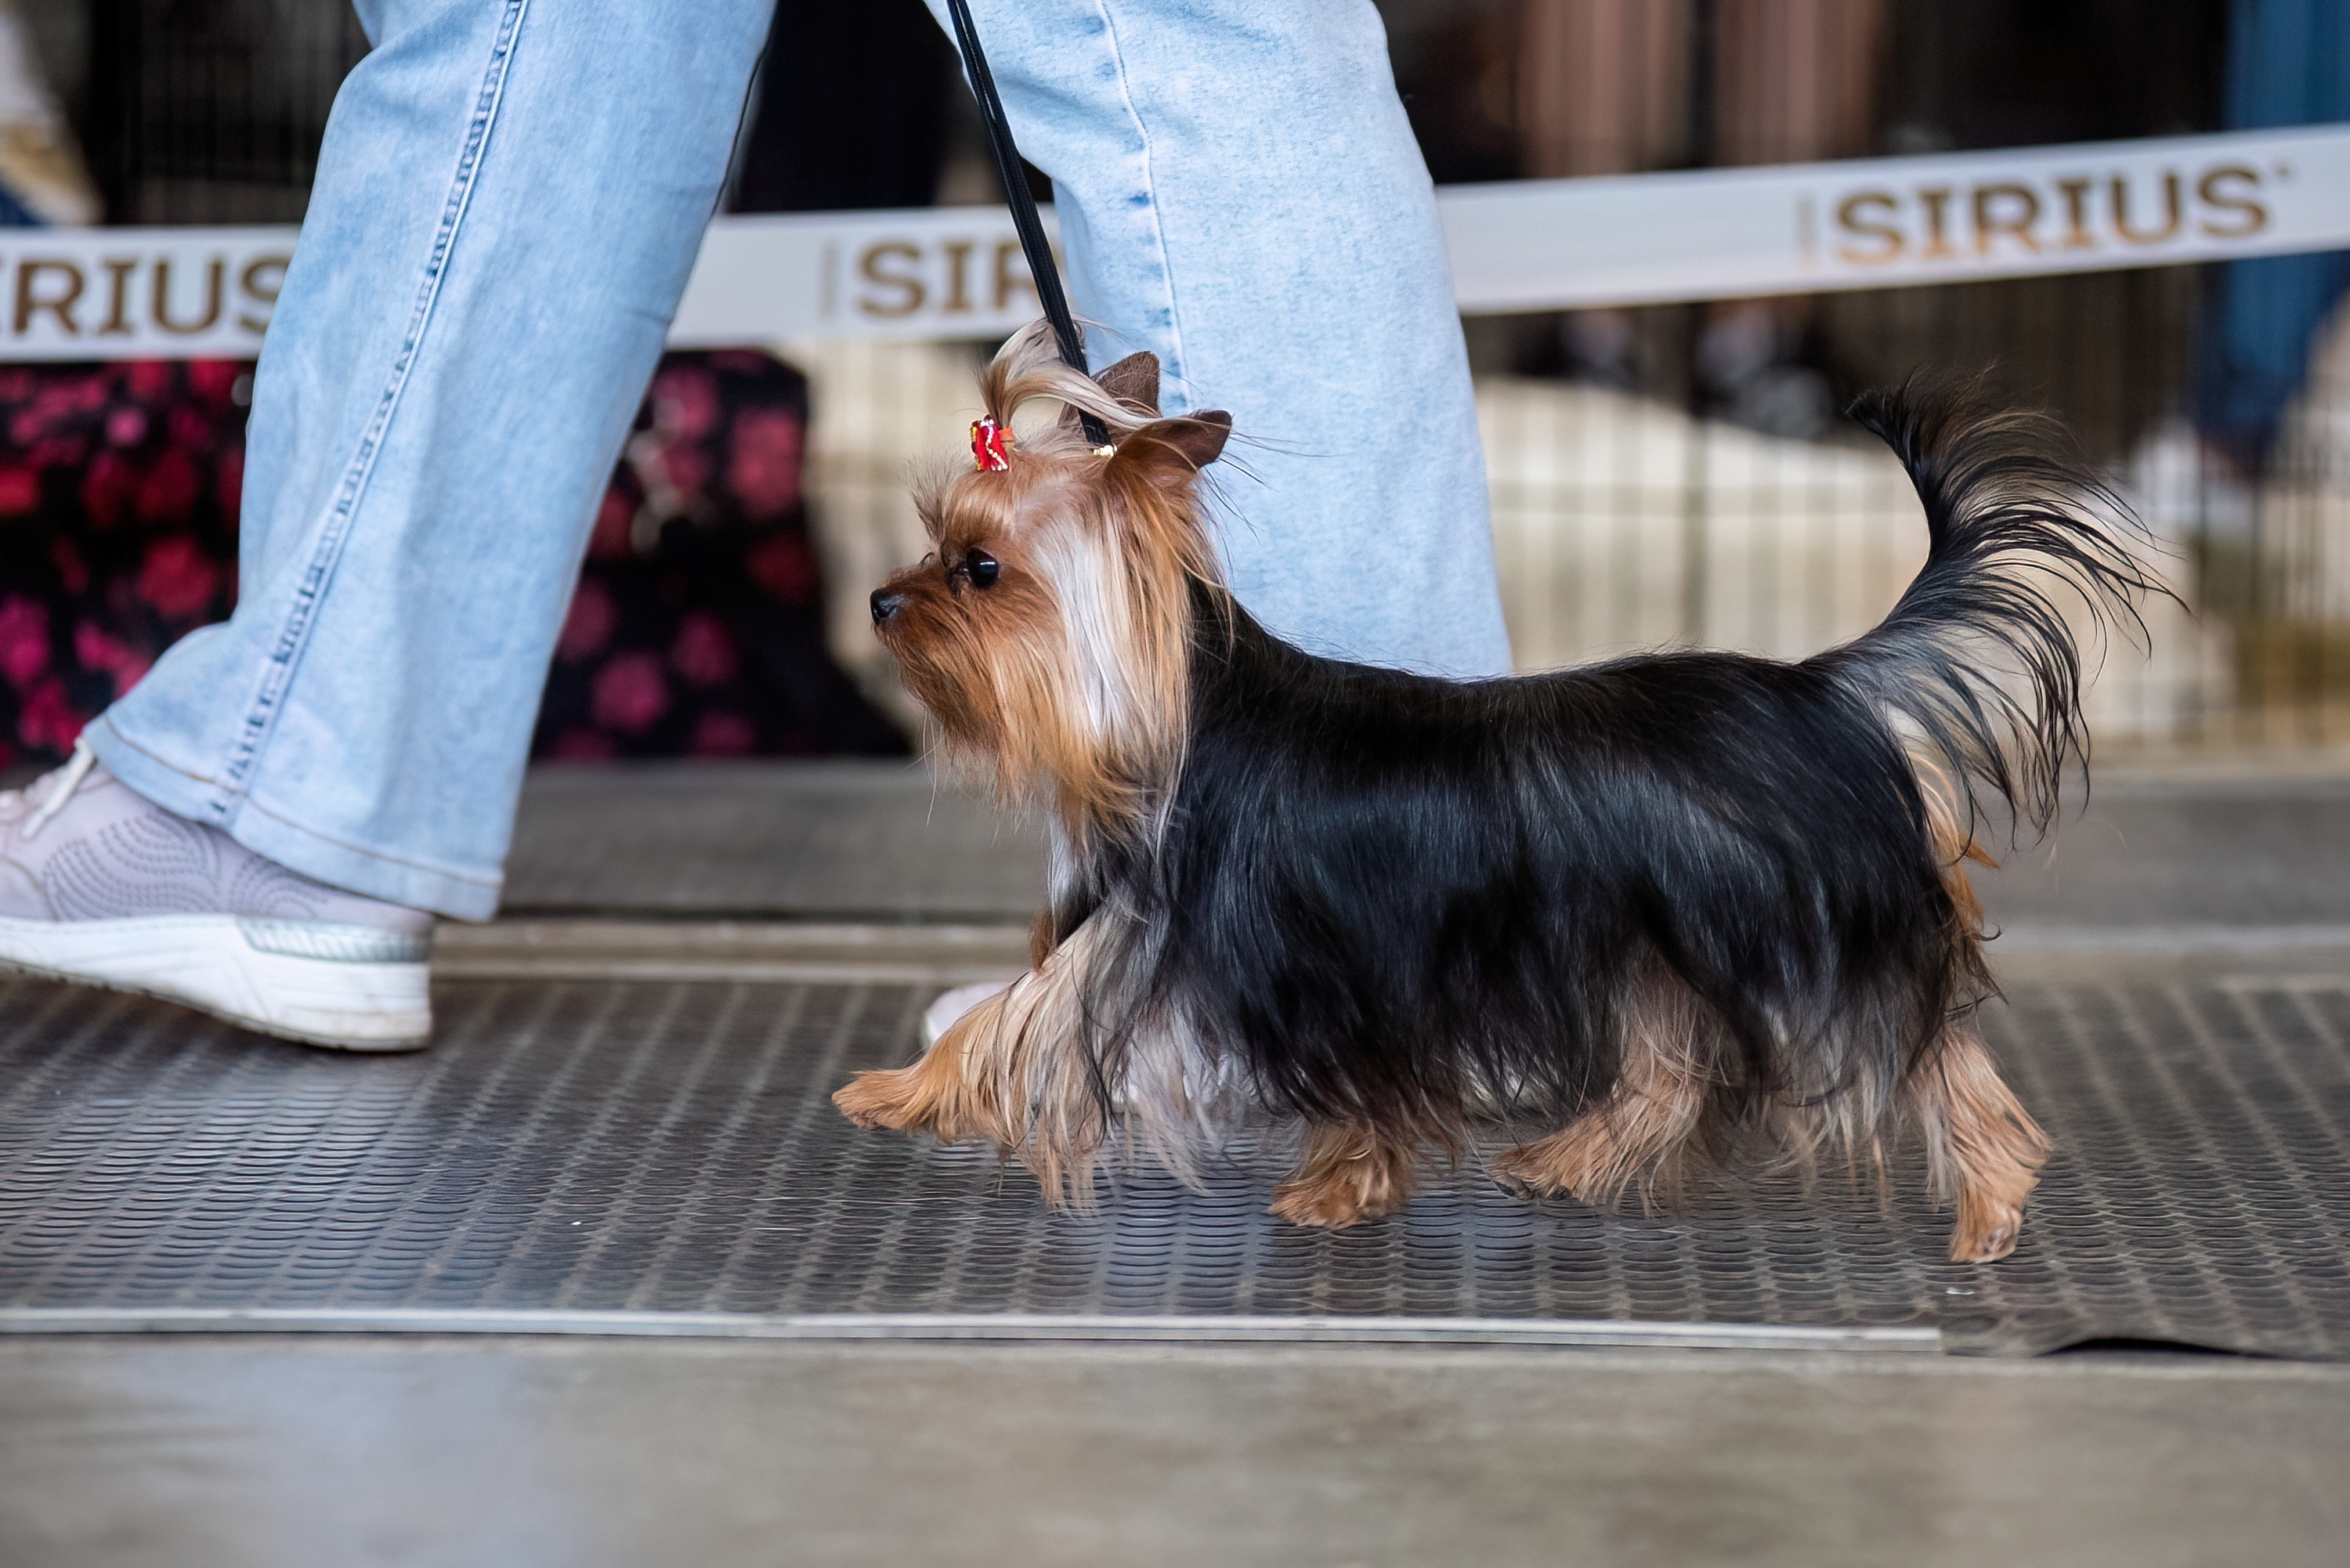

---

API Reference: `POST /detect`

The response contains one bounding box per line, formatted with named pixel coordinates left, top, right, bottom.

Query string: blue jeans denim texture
left=89, top=0, right=1509, bottom=919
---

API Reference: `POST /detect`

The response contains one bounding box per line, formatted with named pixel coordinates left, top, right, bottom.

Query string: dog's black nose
left=870, top=589, right=905, bottom=625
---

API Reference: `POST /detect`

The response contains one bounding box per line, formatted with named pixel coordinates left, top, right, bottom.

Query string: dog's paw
left=1269, top=1136, right=1418, bottom=1229
left=1269, top=1177, right=1386, bottom=1229
left=1947, top=1204, right=2023, bottom=1263
left=1485, top=1145, right=1572, bottom=1200
left=833, top=1068, right=923, bottom=1132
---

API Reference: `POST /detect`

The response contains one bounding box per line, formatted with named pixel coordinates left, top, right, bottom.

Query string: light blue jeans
left=89, top=0, right=1509, bottom=919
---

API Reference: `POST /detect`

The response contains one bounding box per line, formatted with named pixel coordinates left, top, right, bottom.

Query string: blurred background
left=2, top=0, right=2345, bottom=762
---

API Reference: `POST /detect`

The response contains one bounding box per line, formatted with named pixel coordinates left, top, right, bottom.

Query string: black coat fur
left=1058, top=380, right=2157, bottom=1145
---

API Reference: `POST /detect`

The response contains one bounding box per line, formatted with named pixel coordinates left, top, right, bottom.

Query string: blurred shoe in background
left=0, top=2, right=96, bottom=226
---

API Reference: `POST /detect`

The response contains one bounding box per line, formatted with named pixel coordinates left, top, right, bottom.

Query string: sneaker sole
left=0, top=914, right=432, bottom=1052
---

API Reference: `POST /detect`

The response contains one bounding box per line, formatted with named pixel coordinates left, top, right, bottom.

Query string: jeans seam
left=218, top=0, right=533, bottom=810
left=237, top=791, right=504, bottom=889
left=1087, top=0, right=1188, bottom=396
left=96, top=712, right=501, bottom=891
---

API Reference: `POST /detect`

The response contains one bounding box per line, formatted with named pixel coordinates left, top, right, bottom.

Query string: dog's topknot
left=976, top=321, right=1232, bottom=477
left=979, top=320, right=1162, bottom=458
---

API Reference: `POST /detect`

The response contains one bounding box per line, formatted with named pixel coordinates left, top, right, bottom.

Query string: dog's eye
left=964, top=549, right=1000, bottom=588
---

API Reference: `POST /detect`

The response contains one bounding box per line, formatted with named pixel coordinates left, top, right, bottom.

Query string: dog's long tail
left=1810, top=373, right=2167, bottom=835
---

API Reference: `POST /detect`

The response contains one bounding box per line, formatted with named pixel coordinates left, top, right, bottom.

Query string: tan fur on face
left=872, top=323, right=1227, bottom=844
left=849, top=323, right=1243, bottom=1208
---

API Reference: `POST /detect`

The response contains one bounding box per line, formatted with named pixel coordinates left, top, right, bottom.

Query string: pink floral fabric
left=531, top=350, right=902, bottom=760
left=0, top=360, right=244, bottom=773
left=0, top=350, right=902, bottom=771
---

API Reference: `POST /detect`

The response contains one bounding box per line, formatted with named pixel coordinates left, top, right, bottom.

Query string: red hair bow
left=971, top=416, right=1013, bottom=472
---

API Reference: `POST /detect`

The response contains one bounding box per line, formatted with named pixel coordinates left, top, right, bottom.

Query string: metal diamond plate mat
left=1, top=968, right=2346, bottom=1358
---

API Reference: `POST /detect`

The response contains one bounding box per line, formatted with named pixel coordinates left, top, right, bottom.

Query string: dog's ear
left=1159, top=410, right=1231, bottom=469
left=1092, top=352, right=1161, bottom=416
left=1113, top=412, right=1231, bottom=486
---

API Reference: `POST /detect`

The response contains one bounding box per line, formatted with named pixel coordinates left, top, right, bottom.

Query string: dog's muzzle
left=870, top=589, right=906, bottom=625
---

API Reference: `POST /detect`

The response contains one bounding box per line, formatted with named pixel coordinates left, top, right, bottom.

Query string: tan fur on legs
left=835, top=916, right=1124, bottom=1205
left=1269, top=1123, right=1422, bottom=1228
left=1489, top=983, right=1711, bottom=1205
left=1907, top=758, right=2046, bottom=1261
left=1915, top=748, right=1998, bottom=938
left=833, top=988, right=1010, bottom=1144
left=1912, top=1025, right=2051, bottom=1262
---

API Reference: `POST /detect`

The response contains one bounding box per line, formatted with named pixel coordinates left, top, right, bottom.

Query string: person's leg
left=84, top=0, right=776, bottom=919
left=927, top=0, right=1511, bottom=677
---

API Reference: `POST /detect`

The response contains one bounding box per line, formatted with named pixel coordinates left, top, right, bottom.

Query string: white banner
left=668, top=206, right=1050, bottom=346
left=1441, top=123, right=2350, bottom=313
left=0, top=226, right=295, bottom=360
left=0, top=124, right=2344, bottom=359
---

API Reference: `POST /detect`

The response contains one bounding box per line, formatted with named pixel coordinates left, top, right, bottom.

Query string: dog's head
left=870, top=321, right=1230, bottom=835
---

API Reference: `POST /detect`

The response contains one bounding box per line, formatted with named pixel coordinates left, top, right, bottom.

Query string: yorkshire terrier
left=837, top=321, right=2154, bottom=1263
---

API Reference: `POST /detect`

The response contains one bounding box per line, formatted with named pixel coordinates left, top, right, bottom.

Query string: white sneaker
left=0, top=741, right=434, bottom=1051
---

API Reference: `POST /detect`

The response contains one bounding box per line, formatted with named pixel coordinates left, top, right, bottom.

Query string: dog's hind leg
left=1909, top=1024, right=2051, bottom=1263
left=1488, top=1062, right=1707, bottom=1206
left=1489, top=985, right=1710, bottom=1206
left=1269, top=1122, right=1422, bottom=1228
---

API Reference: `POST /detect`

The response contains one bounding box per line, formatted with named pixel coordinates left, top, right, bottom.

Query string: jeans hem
left=85, top=717, right=503, bottom=920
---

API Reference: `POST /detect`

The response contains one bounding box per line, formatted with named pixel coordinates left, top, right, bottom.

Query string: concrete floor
left=2, top=1337, right=2344, bottom=1568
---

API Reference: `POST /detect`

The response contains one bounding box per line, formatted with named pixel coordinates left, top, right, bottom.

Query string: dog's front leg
left=835, top=916, right=1118, bottom=1206
left=833, top=987, right=1013, bottom=1143
left=1269, top=1123, right=1422, bottom=1228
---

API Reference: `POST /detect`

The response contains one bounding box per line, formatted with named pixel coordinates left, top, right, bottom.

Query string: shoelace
left=18, top=736, right=98, bottom=842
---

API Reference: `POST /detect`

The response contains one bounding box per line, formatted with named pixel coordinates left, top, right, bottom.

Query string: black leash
left=942, top=0, right=1112, bottom=446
